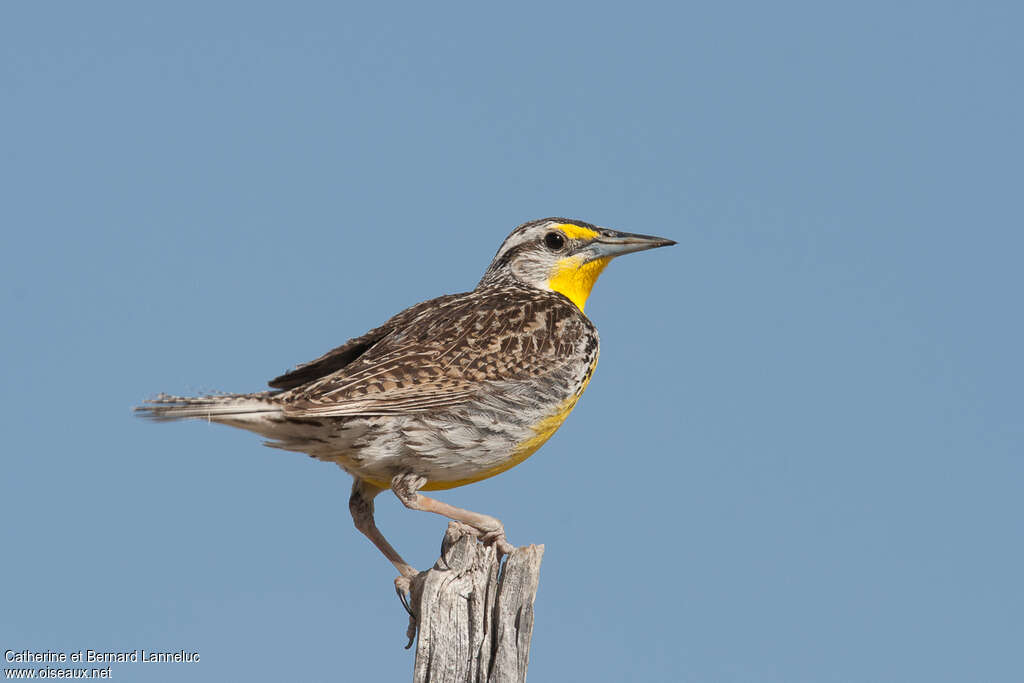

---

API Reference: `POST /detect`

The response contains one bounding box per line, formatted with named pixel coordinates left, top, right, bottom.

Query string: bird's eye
left=544, top=232, right=566, bottom=251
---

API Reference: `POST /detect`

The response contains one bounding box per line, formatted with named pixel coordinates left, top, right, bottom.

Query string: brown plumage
left=274, top=285, right=596, bottom=418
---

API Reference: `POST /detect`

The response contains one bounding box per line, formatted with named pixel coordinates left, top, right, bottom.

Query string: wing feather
left=267, top=293, right=464, bottom=390
left=279, top=286, right=595, bottom=419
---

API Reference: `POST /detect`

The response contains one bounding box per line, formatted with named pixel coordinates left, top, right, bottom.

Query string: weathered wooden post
left=407, top=523, right=544, bottom=683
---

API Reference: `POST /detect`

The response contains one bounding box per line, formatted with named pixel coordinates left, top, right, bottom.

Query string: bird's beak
left=581, top=229, right=676, bottom=262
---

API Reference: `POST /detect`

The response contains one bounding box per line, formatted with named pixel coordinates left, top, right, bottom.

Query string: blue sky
left=2, top=2, right=1021, bottom=681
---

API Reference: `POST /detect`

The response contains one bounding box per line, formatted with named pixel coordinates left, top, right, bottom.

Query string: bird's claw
left=395, top=575, right=413, bottom=615
left=395, top=574, right=419, bottom=649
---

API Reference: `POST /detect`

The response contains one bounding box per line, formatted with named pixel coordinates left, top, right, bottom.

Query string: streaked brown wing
left=280, top=287, right=592, bottom=418
left=267, top=293, right=463, bottom=390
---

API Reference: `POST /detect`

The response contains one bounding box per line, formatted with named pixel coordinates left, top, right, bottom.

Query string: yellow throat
left=545, top=222, right=610, bottom=312
left=547, top=256, right=610, bottom=312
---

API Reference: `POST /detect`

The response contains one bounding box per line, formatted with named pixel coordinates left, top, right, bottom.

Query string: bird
left=136, top=217, right=674, bottom=599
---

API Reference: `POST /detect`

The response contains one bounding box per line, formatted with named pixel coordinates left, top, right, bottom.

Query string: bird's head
left=478, top=218, right=675, bottom=312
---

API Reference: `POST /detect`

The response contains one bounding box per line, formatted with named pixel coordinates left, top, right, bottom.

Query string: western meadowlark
left=136, top=217, right=674, bottom=598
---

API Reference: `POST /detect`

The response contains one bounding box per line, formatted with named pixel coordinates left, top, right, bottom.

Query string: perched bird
left=136, top=217, right=674, bottom=598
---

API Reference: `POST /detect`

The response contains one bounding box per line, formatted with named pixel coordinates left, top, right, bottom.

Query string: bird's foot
left=395, top=575, right=413, bottom=614
left=394, top=572, right=420, bottom=649
left=480, top=527, right=515, bottom=556
left=448, top=519, right=515, bottom=555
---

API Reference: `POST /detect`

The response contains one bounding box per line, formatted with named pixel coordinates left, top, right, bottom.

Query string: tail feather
left=134, top=392, right=282, bottom=423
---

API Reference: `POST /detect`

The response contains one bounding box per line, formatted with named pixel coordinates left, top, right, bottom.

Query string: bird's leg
left=349, top=479, right=418, bottom=610
left=391, top=473, right=515, bottom=555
